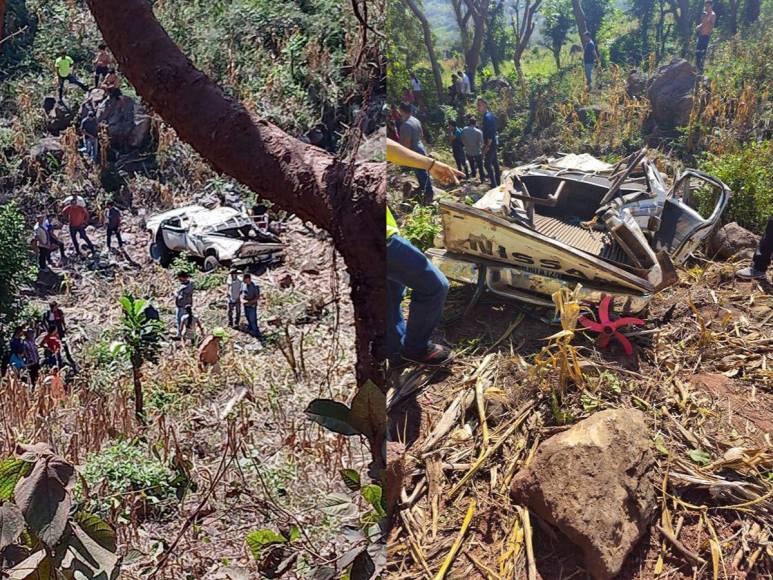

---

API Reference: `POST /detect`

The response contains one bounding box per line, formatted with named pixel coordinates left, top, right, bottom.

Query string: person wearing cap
left=241, top=272, right=262, bottom=339
left=175, top=271, right=194, bottom=338
left=226, top=269, right=242, bottom=328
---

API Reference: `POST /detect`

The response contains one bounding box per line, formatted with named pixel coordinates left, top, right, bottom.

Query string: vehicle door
left=161, top=217, right=188, bottom=251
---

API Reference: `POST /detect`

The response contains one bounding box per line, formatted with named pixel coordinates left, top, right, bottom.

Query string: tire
left=151, top=233, right=176, bottom=267
left=203, top=254, right=221, bottom=272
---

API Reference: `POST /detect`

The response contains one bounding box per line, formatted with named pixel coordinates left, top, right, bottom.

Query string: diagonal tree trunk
left=570, top=0, right=588, bottom=45
left=86, top=0, right=385, bottom=386
left=0, top=0, right=6, bottom=49
left=402, top=0, right=445, bottom=104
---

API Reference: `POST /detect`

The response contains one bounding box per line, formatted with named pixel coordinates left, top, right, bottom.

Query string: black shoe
left=402, top=343, right=453, bottom=366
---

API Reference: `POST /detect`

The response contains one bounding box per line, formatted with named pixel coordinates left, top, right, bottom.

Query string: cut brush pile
left=387, top=257, right=772, bottom=579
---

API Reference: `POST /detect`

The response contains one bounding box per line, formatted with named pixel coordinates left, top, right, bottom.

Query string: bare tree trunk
left=743, top=0, right=760, bottom=25
left=0, top=0, right=6, bottom=49
left=571, top=0, right=588, bottom=45
left=468, top=0, right=490, bottom=87
left=403, top=0, right=445, bottom=104
left=132, top=361, right=145, bottom=424
left=86, top=0, right=385, bottom=386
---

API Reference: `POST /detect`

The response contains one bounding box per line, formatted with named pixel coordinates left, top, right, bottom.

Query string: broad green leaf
left=245, top=529, right=286, bottom=560
left=304, top=399, right=359, bottom=436
left=350, top=549, right=376, bottom=580
left=320, top=492, right=358, bottom=518
left=339, top=469, right=361, bottom=492
left=653, top=435, right=669, bottom=456
left=0, top=502, right=25, bottom=550
left=14, top=455, right=75, bottom=547
left=5, top=549, right=50, bottom=579
left=74, top=511, right=117, bottom=552
left=65, top=522, right=120, bottom=580
left=688, top=449, right=711, bottom=466
left=360, top=485, right=386, bottom=518
left=348, top=381, right=386, bottom=442
left=0, top=459, right=32, bottom=501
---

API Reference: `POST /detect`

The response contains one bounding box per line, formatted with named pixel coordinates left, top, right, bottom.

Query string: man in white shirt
left=461, top=70, right=472, bottom=96
left=411, top=74, right=424, bottom=111
left=226, top=269, right=242, bottom=328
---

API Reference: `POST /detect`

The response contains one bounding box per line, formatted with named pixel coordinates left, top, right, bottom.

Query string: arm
left=386, top=138, right=463, bottom=185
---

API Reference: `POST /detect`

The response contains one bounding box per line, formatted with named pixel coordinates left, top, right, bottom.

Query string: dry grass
left=387, top=257, right=772, bottom=579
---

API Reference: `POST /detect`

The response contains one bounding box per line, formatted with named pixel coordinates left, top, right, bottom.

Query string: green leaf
left=349, top=549, right=376, bottom=580
left=65, top=522, right=121, bottom=579
left=0, top=503, right=25, bottom=550
left=0, top=459, right=32, bottom=501
left=74, top=511, right=117, bottom=552
left=348, top=381, right=386, bottom=443
left=304, top=399, right=359, bottom=436
left=339, top=469, right=361, bottom=492
left=360, top=484, right=385, bottom=518
left=320, top=492, right=358, bottom=518
left=245, top=529, right=286, bottom=560
left=653, top=435, right=668, bottom=456
left=5, top=549, right=51, bottom=579
left=287, top=525, right=301, bottom=542
left=688, top=449, right=712, bottom=466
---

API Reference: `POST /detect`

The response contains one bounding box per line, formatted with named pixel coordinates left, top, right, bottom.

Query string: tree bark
left=402, top=0, right=445, bottom=104
left=743, top=0, right=760, bottom=25
left=570, top=0, right=588, bottom=45
left=0, top=0, right=6, bottom=50
left=467, top=0, right=490, bottom=87
left=86, top=0, right=385, bottom=386
left=132, top=361, right=145, bottom=424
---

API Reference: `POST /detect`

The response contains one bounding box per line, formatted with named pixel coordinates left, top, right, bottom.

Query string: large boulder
left=707, top=222, right=760, bottom=260
left=510, top=408, right=657, bottom=580
left=27, top=137, right=64, bottom=175
left=43, top=97, right=77, bottom=135
left=626, top=71, right=648, bottom=99
left=78, top=89, right=151, bottom=151
left=644, top=59, right=697, bottom=136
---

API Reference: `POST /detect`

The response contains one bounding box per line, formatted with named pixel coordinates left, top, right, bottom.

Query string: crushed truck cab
left=146, top=205, right=285, bottom=271
left=429, top=151, right=730, bottom=314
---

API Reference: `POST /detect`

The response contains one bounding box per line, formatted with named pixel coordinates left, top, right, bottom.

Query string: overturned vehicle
left=429, top=150, right=730, bottom=314
left=146, top=205, right=285, bottom=271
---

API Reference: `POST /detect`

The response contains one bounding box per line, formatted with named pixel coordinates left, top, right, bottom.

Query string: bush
left=0, top=202, right=36, bottom=333
left=78, top=440, right=182, bottom=519
left=401, top=204, right=441, bottom=251
left=697, top=141, right=773, bottom=234
left=608, top=30, right=644, bottom=66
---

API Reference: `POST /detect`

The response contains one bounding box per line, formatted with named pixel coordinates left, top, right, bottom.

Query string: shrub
left=0, top=202, right=36, bottom=334
left=697, top=141, right=773, bottom=234
left=401, top=204, right=441, bottom=251
left=78, top=440, right=181, bottom=519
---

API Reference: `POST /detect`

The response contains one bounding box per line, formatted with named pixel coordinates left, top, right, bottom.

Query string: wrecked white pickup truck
left=146, top=205, right=285, bottom=271
left=428, top=151, right=731, bottom=314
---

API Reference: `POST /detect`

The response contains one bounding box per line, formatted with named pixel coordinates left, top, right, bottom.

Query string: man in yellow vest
left=386, top=138, right=463, bottom=365
left=55, top=52, right=89, bottom=104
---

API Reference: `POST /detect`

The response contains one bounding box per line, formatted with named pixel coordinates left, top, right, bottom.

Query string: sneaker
left=736, top=266, right=767, bottom=280
left=402, top=343, right=453, bottom=366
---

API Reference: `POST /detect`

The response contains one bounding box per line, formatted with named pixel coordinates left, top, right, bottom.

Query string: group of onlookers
left=33, top=197, right=125, bottom=270
left=6, top=302, right=70, bottom=396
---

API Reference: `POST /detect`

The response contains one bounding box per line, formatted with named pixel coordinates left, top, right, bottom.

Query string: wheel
left=150, top=233, right=176, bottom=267
left=203, top=254, right=221, bottom=272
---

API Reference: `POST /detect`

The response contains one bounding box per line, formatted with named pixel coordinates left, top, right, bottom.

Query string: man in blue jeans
left=241, top=272, right=262, bottom=340
left=582, top=31, right=599, bottom=90
left=398, top=102, right=434, bottom=203
left=478, top=98, right=501, bottom=187
left=387, top=212, right=450, bottom=365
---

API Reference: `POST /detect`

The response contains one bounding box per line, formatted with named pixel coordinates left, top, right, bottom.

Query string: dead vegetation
left=387, top=255, right=772, bottom=579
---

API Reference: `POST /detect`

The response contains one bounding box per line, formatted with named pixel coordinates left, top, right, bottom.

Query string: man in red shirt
left=61, top=198, right=95, bottom=256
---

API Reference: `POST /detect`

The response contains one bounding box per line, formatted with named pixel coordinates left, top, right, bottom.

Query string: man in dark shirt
left=398, top=102, right=434, bottom=202
left=477, top=98, right=501, bottom=187
left=80, top=110, right=99, bottom=163
left=583, top=31, right=600, bottom=89
left=105, top=200, right=124, bottom=250
left=241, top=273, right=263, bottom=340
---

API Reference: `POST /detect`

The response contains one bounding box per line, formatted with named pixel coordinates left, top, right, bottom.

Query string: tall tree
left=484, top=0, right=510, bottom=77
left=511, top=0, right=543, bottom=93
left=86, top=0, right=385, bottom=386
left=581, top=0, right=611, bottom=38
left=570, top=0, right=589, bottom=44
left=0, top=0, right=6, bottom=48
left=451, top=0, right=491, bottom=88
left=402, top=0, right=445, bottom=103
left=743, top=0, right=761, bottom=26
left=666, top=0, right=692, bottom=56
left=630, top=0, right=656, bottom=58
left=541, top=0, right=573, bottom=70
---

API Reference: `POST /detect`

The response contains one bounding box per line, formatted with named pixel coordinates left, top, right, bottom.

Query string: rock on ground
left=510, top=408, right=657, bottom=580
left=626, top=71, right=648, bottom=99
left=707, top=222, right=760, bottom=260
left=43, top=97, right=77, bottom=135
left=644, top=59, right=697, bottom=137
